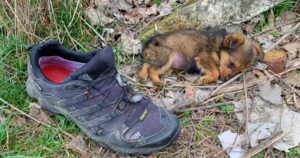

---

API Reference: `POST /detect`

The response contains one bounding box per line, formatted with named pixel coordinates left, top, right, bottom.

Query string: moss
left=141, top=14, right=200, bottom=39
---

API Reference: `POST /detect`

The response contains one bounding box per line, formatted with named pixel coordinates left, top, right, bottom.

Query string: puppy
left=139, top=28, right=264, bottom=86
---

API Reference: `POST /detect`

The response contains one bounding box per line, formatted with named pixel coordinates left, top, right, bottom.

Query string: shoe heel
left=26, top=78, right=61, bottom=114
left=38, top=99, right=61, bottom=114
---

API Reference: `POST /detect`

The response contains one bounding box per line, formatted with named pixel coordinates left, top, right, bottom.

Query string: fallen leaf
left=124, top=7, right=140, bottom=24
left=161, top=98, right=176, bottom=110
left=184, top=81, right=195, bottom=99
left=235, top=98, right=300, bottom=152
left=295, top=98, right=300, bottom=109
left=258, top=81, right=282, bottom=105
left=275, top=11, right=298, bottom=32
left=85, top=7, right=114, bottom=25
left=284, top=72, right=300, bottom=87
left=195, top=89, right=210, bottom=103
left=120, top=33, right=142, bottom=55
left=283, top=42, right=300, bottom=59
left=290, top=58, right=300, bottom=68
left=13, top=116, right=27, bottom=126
left=250, top=106, right=300, bottom=152
left=66, top=135, right=90, bottom=158
left=245, top=14, right=264, bottom=33
left=116, top=0, right=132, bottom=11
left=166, top=90, right=177, bottom=99
left=254, top=62, right=268, bottom=71
left=137, top=4, right=158, bottom=17
left=29, top=103, right=52, bottom=125
left=158, top=2, right=172, bottom=16
left=255, top=35, right=275, bottom=51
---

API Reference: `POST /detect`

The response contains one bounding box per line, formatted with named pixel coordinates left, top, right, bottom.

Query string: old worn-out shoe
left=26, top=41, right=180, bottom=154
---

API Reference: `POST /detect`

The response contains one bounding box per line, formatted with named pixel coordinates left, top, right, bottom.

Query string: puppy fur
left=139, top=28, right=264, bottom=86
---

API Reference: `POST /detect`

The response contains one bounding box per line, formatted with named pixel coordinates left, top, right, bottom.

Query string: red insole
left=42, top=65, right=73, bottom=83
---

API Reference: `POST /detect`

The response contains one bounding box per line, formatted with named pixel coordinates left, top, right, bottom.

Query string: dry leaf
left=13, top=116, right=27, bottom=126
left=284, top=72, right=300, bottom=87
left=137, top=5, right=158, bottom=17
left=283, top=42, right=300, bottom=59
left=85, top=7, right=114, bottom=25
left=166, top=90, right=177, bottom=99
left=158, top=2, right=172, bottom=16
left=275, top=11, right=298, bottom=32
left=245, top=14, right=264, bottom=33
left=291, top=58, right=300, bottom=68
left=234, top=98, right=300, bottom=152
left=116, top=0, right=132, bottom=11
left=120, top=33, right=142, bottom=55
left=258, top=81, right=282, bottom=105
left=66, top=135, right=90, bottom=158
left=295, top=98, right=300, bottom=109
left=184, top=81, right=195, bottom=99
left=195, top=89, right=210, bottom=102
left=124, top=8, right=140, bottom=24
left=253, top=69, right=268, bottom=80
left=255, top=35, right=275, bottom=51
left=29, top=103, right=52, bottom=125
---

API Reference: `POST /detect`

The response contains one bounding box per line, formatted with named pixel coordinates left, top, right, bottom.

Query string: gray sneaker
left=26, top=41, right=180, bottom=154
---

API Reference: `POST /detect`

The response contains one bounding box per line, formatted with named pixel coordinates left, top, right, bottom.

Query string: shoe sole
left=26, top=79, right=180, bottom=154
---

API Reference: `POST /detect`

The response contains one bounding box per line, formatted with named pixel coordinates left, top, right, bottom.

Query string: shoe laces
left=83, top=69, right=143, bottom=112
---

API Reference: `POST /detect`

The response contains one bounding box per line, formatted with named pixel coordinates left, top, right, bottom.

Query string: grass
left=0, top=0, right=299, bottom=157
left=254, top=0, right=298, bottom=32
left=0, top=0, right=103, bottom=157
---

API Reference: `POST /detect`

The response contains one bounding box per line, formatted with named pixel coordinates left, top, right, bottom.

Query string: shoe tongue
left=66, top=47, right=116, bottom=82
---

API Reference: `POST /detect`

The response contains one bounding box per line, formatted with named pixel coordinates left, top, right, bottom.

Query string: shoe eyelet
left=96, top=129, right=103, bottom=136
left=69, top=106, right=76, bottom=111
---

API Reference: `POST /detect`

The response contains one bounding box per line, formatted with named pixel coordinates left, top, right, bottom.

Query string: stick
left=175, top=102, right=233, bottom=112
left=211, top=73, right=242, bottom=95
left=250, top=18, right=300, bottom=37
left=265, top=21, right=300, bottom=52
left=242, top=129, right=291, bottom=158
left=0, top=98, right=75, bottom=140
left=243, top=73, right=249, bottom=147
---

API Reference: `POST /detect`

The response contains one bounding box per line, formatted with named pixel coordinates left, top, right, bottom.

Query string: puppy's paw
left=198, top=76, right=210, bottom=85
left=152, top=79, right=163, bottom=87
left=219, top=67, right=232, bottom=80
left=139, top=72, right=148, bottom=83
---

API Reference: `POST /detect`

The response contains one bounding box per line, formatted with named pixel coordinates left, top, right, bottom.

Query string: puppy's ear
left=223, top=34, right=245, bottom=48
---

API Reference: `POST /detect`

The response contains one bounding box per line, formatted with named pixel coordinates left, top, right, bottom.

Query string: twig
left=243, top=73, right=249, bottom=147
left=242, top=129, right=292, bottom=158
left=79, top=14, right=107, bottom=46
left=250, top=18, right=300, bottom=37
left=265, top=21, right=300, bottom=52
left=211, top=73, right=242, bottom=95
left=278, top=65, right=300, bottom=76
left=0, top=98, right=75, bottom=140
left=269, top=70, right=300, bottom=97
left=175, top=102, right=233, bottom=112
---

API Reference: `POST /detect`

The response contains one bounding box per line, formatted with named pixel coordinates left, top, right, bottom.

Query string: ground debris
left=29, top=103, right=52, bottom=125
left=218, top=130, right=244, bottom=158
left=120, top=32, right=142, bottom=55
left=258, top=81, right=282, bottom=105
left=66, top=135, right=90, bottom=158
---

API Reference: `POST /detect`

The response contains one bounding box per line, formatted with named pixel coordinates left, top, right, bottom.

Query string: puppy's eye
left=228, top=62, right=235, bottom=69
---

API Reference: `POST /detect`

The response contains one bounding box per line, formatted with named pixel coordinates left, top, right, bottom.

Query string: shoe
left=26, top=41, right=180, bottom=154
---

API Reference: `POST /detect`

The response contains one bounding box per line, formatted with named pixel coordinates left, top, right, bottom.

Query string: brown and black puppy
left=139, top=28, right=264, bottom=86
